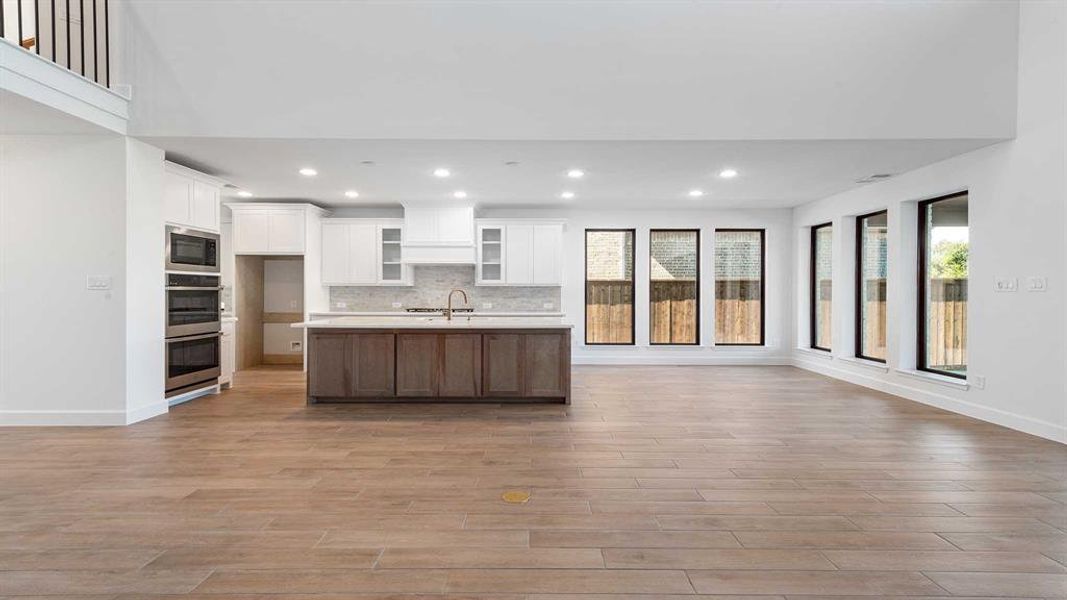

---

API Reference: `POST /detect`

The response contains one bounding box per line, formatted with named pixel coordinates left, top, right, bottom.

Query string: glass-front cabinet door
left=478, top=226, right=504, bottom=284
left=380, top=226, right=403, bottom=283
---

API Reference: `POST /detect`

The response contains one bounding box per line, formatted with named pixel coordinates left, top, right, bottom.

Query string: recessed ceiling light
left=344, top=190, right=360, bottom=198
left=688, top=189, right=705, bottom=198
left=433, top=168, right=451, bottom=178
left=299, top=167, right=318, bottom=177
left=453, top=190, right=468, bottom=199
left=504, top=161, right=521, bottom=166
left=360, top=160, right=375, bottom=166
left=566, top=169, right=585, bottom=179
left=560, top=191, right=575, bottom=199
left=719, top=168, right=738, bottom=179
left=237, top=190, right=253, bottom=198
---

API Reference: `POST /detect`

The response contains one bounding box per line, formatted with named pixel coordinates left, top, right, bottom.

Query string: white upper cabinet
left=320, top=219, right=411, bottom=286
left=404, top=206, right=474, bottom=245
left=227, top=203, right=326, bottom=255
left=532, top=224, right=563, bottom=285
left=505, top=224, right=534, bottom=285
left=476, top=220, right=564, bottom=287
left=164, top=162, right=223, bottom=232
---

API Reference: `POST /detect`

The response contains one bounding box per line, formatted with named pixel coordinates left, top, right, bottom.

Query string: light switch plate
left=972, top=375, right=986, bottom=389
left=1027, top=277, right=1048, bottom=292
left=290, top=341, right=303, bottom=351
left=86, top=276, right=112, bottom=291
left=993, top=277, right=1017, bottom=292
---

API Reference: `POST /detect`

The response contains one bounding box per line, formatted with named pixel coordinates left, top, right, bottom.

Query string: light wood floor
left=1, top=365, right=1065, bottom=599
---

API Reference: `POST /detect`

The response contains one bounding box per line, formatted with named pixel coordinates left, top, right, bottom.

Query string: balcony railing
left=1, top=0, right=109, bottom=87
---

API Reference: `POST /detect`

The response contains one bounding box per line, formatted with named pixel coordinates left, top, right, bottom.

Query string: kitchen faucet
left=445, top=288, right=469, bottom=321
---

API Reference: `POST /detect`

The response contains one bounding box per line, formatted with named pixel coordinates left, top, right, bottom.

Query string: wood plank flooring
left=0, top=364, right=1065, bottom=599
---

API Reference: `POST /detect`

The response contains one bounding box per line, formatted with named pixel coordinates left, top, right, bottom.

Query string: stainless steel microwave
left=165, top=225, right=220, bottom=273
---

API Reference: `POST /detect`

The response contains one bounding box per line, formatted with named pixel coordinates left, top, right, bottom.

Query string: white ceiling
left=149, top=137, right=997, bottom=209
left=121, top=0, right=1019, bottom=141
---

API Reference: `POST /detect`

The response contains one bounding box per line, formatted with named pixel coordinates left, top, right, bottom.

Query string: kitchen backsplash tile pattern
left=329, top=266, right=561, bottom=312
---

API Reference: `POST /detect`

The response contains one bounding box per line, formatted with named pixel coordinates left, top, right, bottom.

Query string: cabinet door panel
left=320, top=223, right=350, bottom=284
left=349, top=223, right=379, bottom=284
left=350, top=334, right=395, bottom=397
left=164, top=172, right=193, bottom=225
left=532, top=224, right=562, bottom=285
left=403, top=207, right=438, bottom=244
left=440, top=334, right=482, bottom=397
left=482, top=334, right=524, bottom=396
left=524, top=333, right=566, bottom=397
left=308, top=334, right=348, bottom=398
left=191, top=181, right=219, bottom=231
left=234, top=212, right=270, bottom=254
left=396, top=334, right=439, bottom=396
left=505, top=225, right=534, bottom=285
left=269, top=211, right=306, bottom=253
left=437, top=206, right=474, bottom=244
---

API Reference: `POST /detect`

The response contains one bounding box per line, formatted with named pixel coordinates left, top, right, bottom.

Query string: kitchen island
left=294, top=317, right=572, bottom=404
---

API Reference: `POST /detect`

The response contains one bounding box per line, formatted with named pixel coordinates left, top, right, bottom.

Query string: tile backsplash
left=329, top=266, right=561, bottom=312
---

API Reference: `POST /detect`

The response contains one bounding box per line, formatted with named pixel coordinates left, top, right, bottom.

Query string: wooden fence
left=715, top=280, right=761, bottom=344
left=860, top=279, right=887, bottom=359
left=926, top=278, right=967, bottom=371
left=651, top=280, right=698, bottom=344
left=586, top=281, right=634, bottom=343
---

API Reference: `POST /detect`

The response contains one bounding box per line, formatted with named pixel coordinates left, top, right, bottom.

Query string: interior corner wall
left=0, top=134, right=130, bottom=424
left=789, top=0, right=1067, bottom=442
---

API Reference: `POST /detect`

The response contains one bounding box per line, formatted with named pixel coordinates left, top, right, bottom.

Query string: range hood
left=401, top=205, right=476, bottom=264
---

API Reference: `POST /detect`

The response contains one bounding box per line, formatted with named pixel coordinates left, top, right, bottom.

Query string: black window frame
left=648, top=228, right=701, bottom=346
left=854, top=210, right=888, bottom=363
left=809, top=222, right=833, bottom=352
left=917, top=191, right=968, bottom=379
left=584, top=228, right=637, bottom=346
left=714, top=228, right=766, bottom=347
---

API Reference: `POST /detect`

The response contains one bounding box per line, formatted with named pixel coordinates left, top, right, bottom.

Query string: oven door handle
left=166, top=332, right=221, bottom=343
left=165, top=286, right=224, bottom=291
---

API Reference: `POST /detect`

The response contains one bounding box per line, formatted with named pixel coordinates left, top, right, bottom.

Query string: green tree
left=931, top=241, right=968, bottom=278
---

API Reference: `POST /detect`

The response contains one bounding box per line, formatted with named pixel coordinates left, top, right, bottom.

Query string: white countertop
left=309, top=311, right=565, bottom=318
left=294, top=316, right=573, bottom=330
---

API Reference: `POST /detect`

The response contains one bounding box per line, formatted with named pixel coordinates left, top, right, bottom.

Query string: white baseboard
left=573, top=352, right=792, bottom=366
left=0, top=410, right=127, bottom=426
left=793, top=355, right=1067, bottom=444
left=125, top=400, right=168, bottom=425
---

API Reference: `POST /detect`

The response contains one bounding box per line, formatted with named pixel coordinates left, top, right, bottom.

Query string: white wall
left=790, top=0, right=1066, bottom=442
left=0, top=134, right=166, bottom=425
left=1, top=135, right=126, bottom=424
left=480, top=208, right=794, bottom=365
left=123, top=137, right=166, bottom=423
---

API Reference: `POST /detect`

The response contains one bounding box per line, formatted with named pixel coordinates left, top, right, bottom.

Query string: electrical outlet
left=289, top=299, right=299, bottom=309
left=993, top=277, right=1017, bottom=292
left=336, top=301, right=348, bottom=309
left=86, top=276, right=111, bottom=291
left=972, top=375, right=986, bottom=389
left=1027, top=277, right=1048, bottom=292
left=290, top=341, right=303, bottom=351
left=543, top=302, right=554, bottom=309
left=482, top=302, right=493, bottom=309
left=392, top=301, right=403, bottom=308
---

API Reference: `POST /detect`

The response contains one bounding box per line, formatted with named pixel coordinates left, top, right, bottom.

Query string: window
left=918, top=192, right=968, bottom=378
left=585, top=229, right=635, bottom=345
left=649, top=229, right=699, bottom=345
left=715, top=229, right=765, bottom=345
left=856, top=211, right=888, bottom=362
left=810, top=223, right=833, bottom=351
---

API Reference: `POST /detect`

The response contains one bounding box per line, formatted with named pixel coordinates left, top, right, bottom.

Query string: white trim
left=795, top=346, right=834, bottom=360
left=573, top=352, right=791, bottom=366
left=0, top=410, right=127, bottom=426
left=167, top=385, right=219, bottom=407
left=839, top=355, right=890, bottom=373
left=895, top=368, right=970, bottom=390
left=125, top=401, right=169, bottom=425
left=0, top=40, right=129, bottom=134
left=793, top=357, right=1065, bottom=444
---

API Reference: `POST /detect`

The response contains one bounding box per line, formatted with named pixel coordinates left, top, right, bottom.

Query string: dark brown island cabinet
left=307, top=328, right=571, bottom=404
